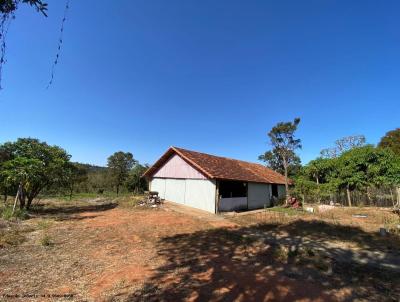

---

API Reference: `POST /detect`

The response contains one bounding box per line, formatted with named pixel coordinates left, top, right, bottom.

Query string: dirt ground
left=0, top=198, right=399, bottom=302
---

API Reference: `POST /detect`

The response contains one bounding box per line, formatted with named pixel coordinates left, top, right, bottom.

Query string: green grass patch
left=49, top=192, right=134, bottom=201
left=1, top=207, right=29, bottom=220
left=40, top=233, right=53, bottom=247
left=267, top=206, right=305, bottom=216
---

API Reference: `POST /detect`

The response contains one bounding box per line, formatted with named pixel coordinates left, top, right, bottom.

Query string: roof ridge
left=171, top=147, right=214, bottom=178
left=172, top=146, right=265, bottom=167
left=144, top=146, right=288, bottom=184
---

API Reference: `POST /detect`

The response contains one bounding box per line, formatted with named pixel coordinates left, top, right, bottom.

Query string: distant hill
left=72, top=162, right=108, bottom=173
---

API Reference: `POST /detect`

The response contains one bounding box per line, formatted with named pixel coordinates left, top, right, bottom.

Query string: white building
left=143, top=147, right=287, bottom=213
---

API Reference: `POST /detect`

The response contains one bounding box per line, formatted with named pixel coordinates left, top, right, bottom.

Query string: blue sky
left=1, top=0, right=399, bottom=166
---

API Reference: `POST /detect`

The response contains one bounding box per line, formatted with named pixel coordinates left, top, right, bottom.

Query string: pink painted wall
left=153, top=154, right=207, bottom=179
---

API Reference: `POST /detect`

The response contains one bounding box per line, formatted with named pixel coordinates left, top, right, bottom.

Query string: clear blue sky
left=1, top=0, right=399, bottom=166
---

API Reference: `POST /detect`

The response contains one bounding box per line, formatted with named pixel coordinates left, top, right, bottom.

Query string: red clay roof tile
left=143, top=147, right=288, bottom=185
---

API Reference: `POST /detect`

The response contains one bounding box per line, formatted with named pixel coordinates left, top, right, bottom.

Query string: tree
left=260, top=118, right=302, bottom=201
left=258, top=149, right=301, bottom=177
left=64, top=163, right=88, bottom=199
left=379, top=128, right=400, bottom=156
left=126, top=164, right=149, bottom=194
left=303, top=157, right=332, bottom=203
left=0, top=0, right=48, bottom=15
left=321, top=135, right=366, bottom=158
left=1, top=0, right=69, bottom=89
left=107, top=151, right=137, bottom=195
left=0, top=146, right=11, bottom=202
left=0, top=138, right=72, bottom=209
left=293, top=174, right=317, bottom=203
left=1, top=1, right=48, bottom=88
left=327, top=145, right=400, bottom=207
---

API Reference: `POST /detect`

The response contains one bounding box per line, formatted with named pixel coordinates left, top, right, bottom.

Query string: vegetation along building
left=143, top=147, right=287, bottom=213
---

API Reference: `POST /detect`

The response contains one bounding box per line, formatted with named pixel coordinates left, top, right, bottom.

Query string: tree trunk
left=389, top=187, right=395, bottom=207
left=26, top=197, right=34, bottom=210
left=18, top=193, right=25, bottom=209
left=346, top=186, right=352, bottom=207
left=116, top=184, right=119, bottom=196
left=396, top=186, right=400, bottom=208
left=283, top=157, right=289, bottom=204
left=366, top=187, right=372, bottom=205
left=3, top=193, right=7, bottom=204
left=316, top=176, right=320, bottom=203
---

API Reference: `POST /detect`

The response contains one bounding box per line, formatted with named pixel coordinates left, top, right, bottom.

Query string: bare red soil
left=0, top=200, right=399, bottom=301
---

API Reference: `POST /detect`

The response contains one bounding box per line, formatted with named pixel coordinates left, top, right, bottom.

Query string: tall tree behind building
left=107, top=151, right=137, bottom=195
left=260, top=118, right=302, bottom=202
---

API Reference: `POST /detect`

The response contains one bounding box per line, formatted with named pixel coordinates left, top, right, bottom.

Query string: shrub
left=40, top=234, right=53, bottom=247
left=1, top=207, right=28, bottom=220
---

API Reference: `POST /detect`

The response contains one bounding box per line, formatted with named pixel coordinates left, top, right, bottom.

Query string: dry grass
left=230, top=205, right=400, bottom=233
left=0, top=229, right=26, bottom=247
left=0, top=199, right=399, bottom=301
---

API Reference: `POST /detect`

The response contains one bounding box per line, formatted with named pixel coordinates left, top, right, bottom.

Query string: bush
left=40, top=234, right=53, bottom=246
left=1, top=207, right=28, bottom=220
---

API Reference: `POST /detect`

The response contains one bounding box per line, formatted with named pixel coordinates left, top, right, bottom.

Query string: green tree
left=0, top=138, right=72, bottom=209
left=0, top=146, right=11, bottom=202
left=328, top=145, right=400, bottom=206
left=293, top=174, right=317, bottom=203
left=258, top=149, right=301, bottom=177
left=260, top=118, right=301, bottom=201
left=64, top=163, right=88, bottom=199
left=303, top=157, right=333, bottom=203
left=378, top=128, right=400, bottom=156
left=0, top=0, right=48, bottom=15
left=107, top=151, right=137, bottom=195
left=126, top=164, right=149, bottom=194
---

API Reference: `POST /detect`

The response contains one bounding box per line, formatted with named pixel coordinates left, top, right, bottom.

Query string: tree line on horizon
left=0, top=125, right=399, bottom=211
left=0, top=138, right=148, bottom=210
left=259, top=121, right=400, bottom=208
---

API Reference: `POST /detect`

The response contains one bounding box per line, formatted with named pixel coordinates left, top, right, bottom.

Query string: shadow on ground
left=124, top=220, right=400, bottom=302
left=29, top=201, right=118, bottom=221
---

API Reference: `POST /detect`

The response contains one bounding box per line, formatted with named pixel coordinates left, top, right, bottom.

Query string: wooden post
left=246, top=182, right=249, bottom=210
left=346, top=187, right=352, bottom=207
left=12, top=184, right=21, bottom=214
left=215, top=180, right=219, bottom=214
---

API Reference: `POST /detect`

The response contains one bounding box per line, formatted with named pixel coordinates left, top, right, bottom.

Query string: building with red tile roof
left=144, top=147, right=287, bottom=213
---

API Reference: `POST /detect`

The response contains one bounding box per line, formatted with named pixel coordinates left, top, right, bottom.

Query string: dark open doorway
left=218, top=180, right=248, bottom=212
left=271, top=184, right=278, bottom=198
left=219, top=180, right=247, bottom=198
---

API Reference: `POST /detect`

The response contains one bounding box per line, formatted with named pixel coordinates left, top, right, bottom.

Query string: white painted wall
left=248, top=183, right=271, bottom=209
left=150, top=177, right=216, bottom=213
left=150, top=178, right=166, bottom=198
left=184, top=179, right=216, bottom=213
left=149, top=177, right=285, bottom=213
left=165, top=179, right=186, bottom=204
